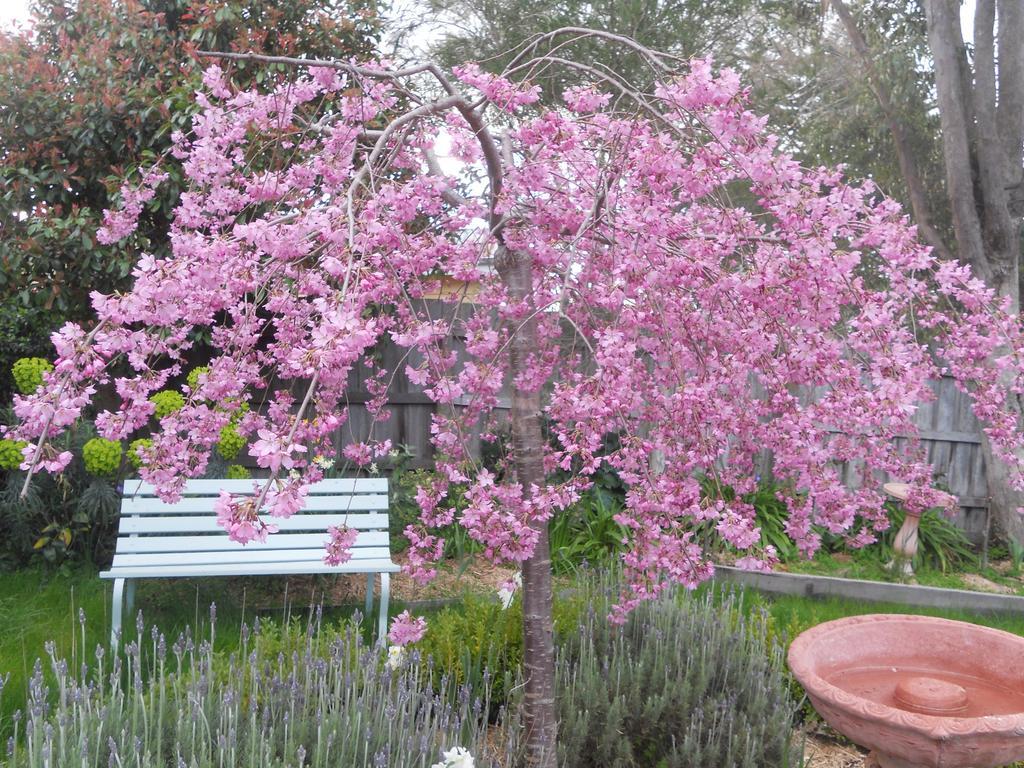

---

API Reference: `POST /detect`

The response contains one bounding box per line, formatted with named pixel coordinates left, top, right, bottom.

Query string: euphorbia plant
left=8, top=31, right=1024, bottom=765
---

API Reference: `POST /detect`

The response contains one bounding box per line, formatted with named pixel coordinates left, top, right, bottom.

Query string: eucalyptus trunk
left=495, top=243, right=558, bottom=768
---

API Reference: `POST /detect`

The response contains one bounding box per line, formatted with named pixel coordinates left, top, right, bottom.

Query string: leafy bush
left=0, top=416, right=121, bottom=567
left=7, top=611, right=512, bottom=768
left=81, top=437, right=123, bottom=477
left=226, top=463, right=251, bottom=479
left=127, top=437, right=153, bottom=470
left=548, top=489, right=628, bottom=573
left=0, top=439, right=25, bottom=471
left=554, top=577, right=801, bottom=768
left=216, top=422, right=246, bottom=460
left=149, top=389, right=185, bottom=418
left=10, top=356, right=52, bottom=395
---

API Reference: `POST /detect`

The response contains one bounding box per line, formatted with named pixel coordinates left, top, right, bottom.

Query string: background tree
left=0, top=0, right=380, bottom=401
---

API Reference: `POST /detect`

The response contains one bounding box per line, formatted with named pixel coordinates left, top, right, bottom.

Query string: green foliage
left=81, top=437, right=123, bottom=477
left=555, top=577, right=801, bottom=768
left=225, top=463, right=250, bottom=479
left=11, top=357, right=52, bottom=395
left=0, top=417, right=122, bottom=567
left=549, top=489, right=628, bottom=573
left=0, top=308, right=54, bottom=402
left=420, top=593, right=524, bottom=711
left=149, top=389, right=185, bottom=419
left=0, top=0, right=381, bottom=328
left=216, top=422, right=246, bottom=460
left=127, top=437, right=153, bottom=470
left=0, top=439, right=26, bottom=471
left=185, top=365, right=209, bottom=393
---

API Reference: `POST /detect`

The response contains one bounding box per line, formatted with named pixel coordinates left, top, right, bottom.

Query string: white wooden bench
left=100, top=477, right=399, bottom=646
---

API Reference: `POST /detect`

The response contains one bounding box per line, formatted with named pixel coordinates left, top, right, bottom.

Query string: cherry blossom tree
left=8, top=31, right=1024, bottom=766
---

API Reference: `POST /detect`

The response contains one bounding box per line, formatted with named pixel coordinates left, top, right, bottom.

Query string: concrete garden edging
left=713, top=565, right=1024, bottom=615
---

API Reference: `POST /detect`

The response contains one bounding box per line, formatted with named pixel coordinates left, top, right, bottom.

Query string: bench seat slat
left=112, top=547, right=393, bottom=569
left=101, top=559, right=401, bottom=579
left=120, top=494, right=388, bottom=515
left=118, top=513, right=389, bottom=534
left=124, top=478, right=389, bottom=496
left=114, top=531, right=389, bottom=554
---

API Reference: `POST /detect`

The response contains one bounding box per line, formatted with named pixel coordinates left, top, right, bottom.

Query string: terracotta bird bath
left=788, top=614, right=1024, bottom=768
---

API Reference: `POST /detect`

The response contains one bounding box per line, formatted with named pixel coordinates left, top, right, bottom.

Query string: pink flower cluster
left=387, top=610, right=427, bottom=646
left=324, top=524, right=359, bottom=566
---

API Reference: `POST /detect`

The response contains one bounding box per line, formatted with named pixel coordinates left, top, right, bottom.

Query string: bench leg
left=125, top=579, right=136, bottom=623
left=364, top=573, right=374, bottom=620
left=111, top=578, right=125, bottom=650
left=378, top=573, right=390, bottom=643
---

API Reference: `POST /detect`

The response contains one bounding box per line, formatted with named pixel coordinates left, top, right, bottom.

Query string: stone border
left=713, top=565, right=1024, bottom=614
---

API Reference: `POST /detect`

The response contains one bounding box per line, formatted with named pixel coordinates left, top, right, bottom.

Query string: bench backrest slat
left=123, top=478, right=388, bottom=496
left=119, top=513, right=389, bottom=535
left=114, top=530, right=389, bottom=554
left=120, top=494, right=388, bottom=515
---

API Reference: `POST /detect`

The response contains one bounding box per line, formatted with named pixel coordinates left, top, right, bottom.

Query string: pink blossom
left=388, top=610, right=427, bottom=646
left=324, top=524, right=359, bottom=566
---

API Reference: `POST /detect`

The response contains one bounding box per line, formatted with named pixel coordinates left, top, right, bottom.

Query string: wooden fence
left=332, top=335, right=991, bottom=540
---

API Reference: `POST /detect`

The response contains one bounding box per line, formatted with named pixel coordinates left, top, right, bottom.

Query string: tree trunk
left=925, top=0, right=1024, bottom=544
left=495, top=243, right=558, bottom=768
left=829, top=0, right=952, bottom=262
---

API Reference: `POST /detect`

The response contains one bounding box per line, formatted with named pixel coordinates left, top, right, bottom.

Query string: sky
left=0, top=0, right=980, bottom=39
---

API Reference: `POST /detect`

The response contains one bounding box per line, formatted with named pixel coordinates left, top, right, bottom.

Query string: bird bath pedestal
left=883, top=482, right=920, bottom=577
left=789, top=614, right=1024, bottom=768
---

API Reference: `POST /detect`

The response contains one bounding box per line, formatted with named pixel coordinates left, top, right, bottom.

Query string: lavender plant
left=555, top=580, right=801, bottom=768
left=4, top=607, right=513, bottom=768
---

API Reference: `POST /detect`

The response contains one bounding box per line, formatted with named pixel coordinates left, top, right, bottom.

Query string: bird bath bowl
left=788, top=614, right=1024, bottom=768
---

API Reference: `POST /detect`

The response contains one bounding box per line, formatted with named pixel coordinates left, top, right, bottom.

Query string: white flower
left=431, top=747, right=475, bottom=768
left=369, top=462, right=379, bottom=475
left=497, top=586, right=515, bottom=610
left=497, top=571, right=522, bottom=610
left=385, top=645, right=406, bottom=671
left=313, top=454, right=334, bottom=470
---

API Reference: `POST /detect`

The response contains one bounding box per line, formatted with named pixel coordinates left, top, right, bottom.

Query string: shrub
left=8, top=611, right=513, bottom=768
left=0, top=439, right=25, bottom=471
left=81, top=437, right=123, bottom=477
left=554, top=578, right=801, bottom=768
left=548, top=489, right=627, bottom=573
left=10, top=357, right=52, bottom=395
left=226, top=463, right=251, bottom=479
left=186, top=365, right=209, bottom=393
left=127, top=437, right=153, bottom=470
left=216, top=422, right=246, bottom=460
left=148, top=389, right=184, bottom=419
left=0, top=417, right=121, bottom=567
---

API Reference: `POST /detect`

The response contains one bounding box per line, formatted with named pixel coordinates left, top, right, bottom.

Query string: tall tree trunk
left=925, top=0, right=1024, bottom=544
left=495, top=243, right=558, bottom=768
left=829, top=0, right=952, bottom=261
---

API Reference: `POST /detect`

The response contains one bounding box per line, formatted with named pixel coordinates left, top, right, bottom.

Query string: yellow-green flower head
left=0, top=439, right=27, bottom=471
left=225, top=463, right=250, bottom=480
left=127, top=438, right=153, bottom=470
left=149, top=390, right=185, bottom=419
left=82, top=438, right=123, bottom=477
left=186, top=366, right=209, bottom=393
left=217, top=423, right=245, bottom=460
left=12, top=357, right=53, bottom=395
